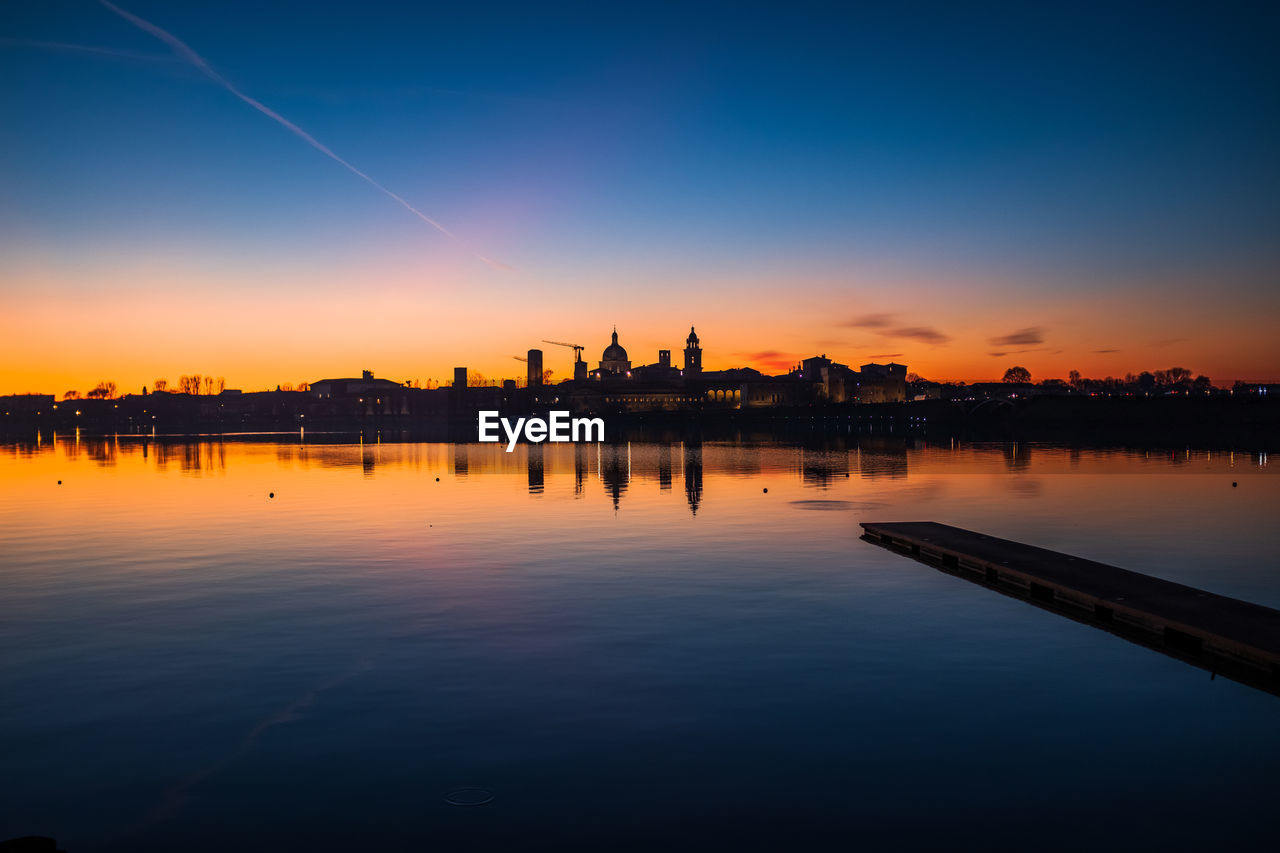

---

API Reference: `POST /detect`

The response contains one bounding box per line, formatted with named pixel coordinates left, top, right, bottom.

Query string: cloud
left=869, top=353, right=903, bottom=359
left=1093, top=348, right=1121, bottom=353
left=738, top=350, right=798, bottom=371
left=886, top=326, right=951, bottom=345
left=989, top=327, right=1044, bottom=346
left=96, top=1, right=509, bottom=271
left=841, top=313, right=893, bottom=328
left=988, top=352, right=1007, bottom=358
left=838, top=313, right=950, bottom=346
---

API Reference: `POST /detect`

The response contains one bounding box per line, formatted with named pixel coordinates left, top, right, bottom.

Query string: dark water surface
left=2, top=437, right=1277, bottom=851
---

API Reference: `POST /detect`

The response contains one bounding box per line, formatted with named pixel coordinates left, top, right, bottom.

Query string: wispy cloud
left=96, top=1, right=510, bottom=271
left=1093, top=348, right=1121, bottom=353
left=839, top=313, right=949, bottom=345
left=737, top=350, right=798, bottom=371
left=841, top=313, right=893, bottom=328
left=886, top=326, right=951, bottom=345
left=989, top=327, right=1044, bottom=347
left=869, top=353, right=903, bottom=359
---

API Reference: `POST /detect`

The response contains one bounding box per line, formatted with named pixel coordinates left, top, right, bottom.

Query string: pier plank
left=861, top=521, right=1280, bottom=688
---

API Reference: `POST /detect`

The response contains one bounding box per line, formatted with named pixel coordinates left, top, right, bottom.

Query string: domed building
left=598, top=328, right=631, bottom=375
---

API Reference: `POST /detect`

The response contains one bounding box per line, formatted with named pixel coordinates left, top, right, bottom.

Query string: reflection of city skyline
left=3, top=435, right=1269, bottom=517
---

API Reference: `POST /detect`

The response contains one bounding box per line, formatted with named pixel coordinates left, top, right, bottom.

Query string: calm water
left=2, top=436, right=1277, bottom=851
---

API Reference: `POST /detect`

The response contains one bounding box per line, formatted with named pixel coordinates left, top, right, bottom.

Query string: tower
left=527, top=349, right=543, bottom=387
left=683, top=326, right=702, bottom=375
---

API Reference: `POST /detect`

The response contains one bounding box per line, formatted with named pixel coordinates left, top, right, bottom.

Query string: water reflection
left=599, top=443, right=629, bottom=510
left=528, top=443, right=544, bottom=495
left=800, top=447, right=850, bottom=488
left=1003, top=442, right=1032, bottom=472
left=574, top=443, right=587, bottom=497
left=858, top=437, right=908, bottom=479
left=2, top=435, right=1274, bottom=517
left=684, top=443, right=703, bottom=515
left=2, top=435, right=1278, bottom=851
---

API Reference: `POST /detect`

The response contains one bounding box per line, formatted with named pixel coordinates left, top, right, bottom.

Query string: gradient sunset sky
left=2, top=0, right=1277, bottom=395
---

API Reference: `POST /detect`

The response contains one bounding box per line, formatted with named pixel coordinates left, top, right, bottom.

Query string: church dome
left=602, top=329, right=628, bottom=362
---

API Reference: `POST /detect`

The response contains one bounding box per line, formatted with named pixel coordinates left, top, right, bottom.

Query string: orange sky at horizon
left=2, top=252, right=1277, bottom=396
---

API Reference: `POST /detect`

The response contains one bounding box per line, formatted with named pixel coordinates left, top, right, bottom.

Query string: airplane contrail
left=97, top=0, right=511, bottom=271
left=0, top=36, right=170, bottom=62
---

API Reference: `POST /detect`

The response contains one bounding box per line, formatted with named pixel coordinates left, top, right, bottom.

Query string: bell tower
left=683, top=326, right=702, bottom=375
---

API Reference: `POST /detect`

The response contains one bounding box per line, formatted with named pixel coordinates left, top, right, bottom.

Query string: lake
left=2, top=435, right=1277, bottom=851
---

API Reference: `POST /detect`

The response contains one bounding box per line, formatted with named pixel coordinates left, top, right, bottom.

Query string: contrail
left=0, top=36, right=170, bottom=62
left=97, top=0, right=511, bottom=271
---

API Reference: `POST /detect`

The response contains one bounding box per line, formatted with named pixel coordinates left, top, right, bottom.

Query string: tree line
left=63, top=375, right=227, bottom=400
left=903, top=365, right=1217, bottom=395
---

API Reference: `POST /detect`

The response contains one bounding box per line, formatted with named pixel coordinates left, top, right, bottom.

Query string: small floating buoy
left=1232, top=482, right=1238, bottom=488
left=762, top=487, right=768, bottom=493
left=57, top=480, right=62, bottom=485
left=435, top=477, right=440, bottom=482
left=269, top=492, right=275, bottom=498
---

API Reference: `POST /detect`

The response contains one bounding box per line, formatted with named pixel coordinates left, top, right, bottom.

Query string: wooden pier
left=860, top=521, right=1280, bottom=696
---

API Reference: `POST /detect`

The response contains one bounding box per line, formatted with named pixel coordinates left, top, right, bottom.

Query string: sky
left=2, top=0, right=1278, bottom=394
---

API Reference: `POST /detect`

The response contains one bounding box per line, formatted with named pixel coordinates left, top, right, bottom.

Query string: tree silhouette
left=1068, top=370, right=1081, bottom=388
left=86, top=380, right=117, bottom=399
left=1002, top=366, right=1031, bottom=383
left=153, top=378, right=168, bottom=393
left=64, top=390, right=81, bottom=400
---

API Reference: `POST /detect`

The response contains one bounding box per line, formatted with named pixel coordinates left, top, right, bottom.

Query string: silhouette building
left=684, top=327, right=702, bottom=375
left=527, top=349, right=543, bottom=387
left=599, top=328, right=631, bottom=376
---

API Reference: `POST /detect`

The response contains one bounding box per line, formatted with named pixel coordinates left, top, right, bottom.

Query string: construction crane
left=542, top=340, right=584, bottom=363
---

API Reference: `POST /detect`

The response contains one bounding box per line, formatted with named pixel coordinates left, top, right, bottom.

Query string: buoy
left=435, top=477, right=440, bottom=482
left=762, top=487, right=768, bottom=493
left=57, top=480, right=62, bottom=485
left=1232, top=482, right=1238, bottom=488
left=269, top=492, right=275, bottom=498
